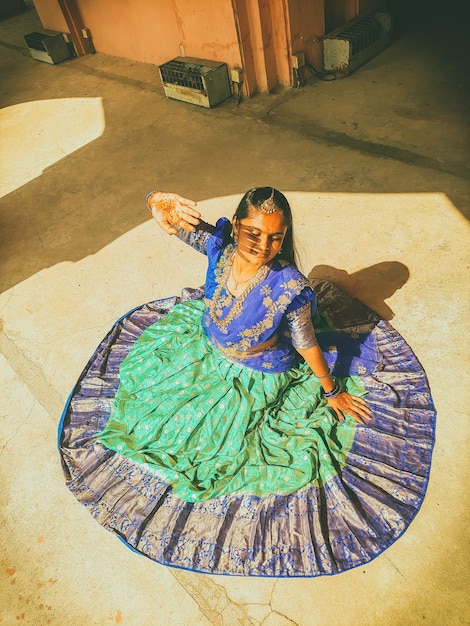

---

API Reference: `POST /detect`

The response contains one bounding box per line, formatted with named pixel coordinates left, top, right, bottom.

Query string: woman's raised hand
left=147, top=192, right=201, bottom=235
left=327, top=392, right=371, bottom=425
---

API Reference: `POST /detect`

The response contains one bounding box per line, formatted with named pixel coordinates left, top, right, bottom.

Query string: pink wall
left=325, top=0, right=384, bottom=32
left=33, top=0, right=68, bottom=32
left=325, top=0, right=355, bottom=32
left=287, top=0, right=325, bottom=70
left=31, top=0, right=335, bottom=94
left=72, top=0, right=241, bottom=68
left=34, top=0, right=242, bottom=67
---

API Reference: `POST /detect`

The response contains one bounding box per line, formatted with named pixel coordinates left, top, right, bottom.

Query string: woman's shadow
left=308, top=261, right=410, bottom=321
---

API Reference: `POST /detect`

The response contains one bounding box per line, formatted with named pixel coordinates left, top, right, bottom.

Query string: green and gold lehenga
left=58, top=219, right=436, bottom=576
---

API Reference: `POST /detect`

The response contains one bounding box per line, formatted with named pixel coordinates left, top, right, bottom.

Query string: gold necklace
left=208, top=249, right=269, bottom=333
left=230, top=260, right=257, bottom=291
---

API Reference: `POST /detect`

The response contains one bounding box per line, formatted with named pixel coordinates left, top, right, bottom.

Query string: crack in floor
left=0, top=401, right=34, bottom=457
left=171, top=568, right=260, bottom=626
left=261, top=611, right=299, bottom=626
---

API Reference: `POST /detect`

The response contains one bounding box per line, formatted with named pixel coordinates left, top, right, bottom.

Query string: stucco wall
left=30, top=0, right=331, bottom=93
left=34, top=0, right=242, bottom=69
left=326, top=0, right=386, bottom=32
left=288, top=0, right=325, bottom=70
left=33, top=0, right=68, bottom=32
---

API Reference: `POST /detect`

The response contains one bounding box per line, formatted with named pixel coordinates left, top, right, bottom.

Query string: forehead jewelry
left=259, top=189, right=277, bottom=214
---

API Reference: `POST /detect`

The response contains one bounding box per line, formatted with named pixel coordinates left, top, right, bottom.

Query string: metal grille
left=337, top=15, right=384, bottom=56
left=159, top=60, right=211, bottom=91
left=24, top=32, right=50, bottom=51
left=323, top=11, right=392, bottom=75
left=159, top=57, right=231, bottom=107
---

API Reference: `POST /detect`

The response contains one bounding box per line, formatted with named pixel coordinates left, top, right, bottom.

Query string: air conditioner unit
left=323, top=11, right=392, bottom=76
left=159, top=57, right=231, bottom=108
left=24, top=31, right=71, bottom=65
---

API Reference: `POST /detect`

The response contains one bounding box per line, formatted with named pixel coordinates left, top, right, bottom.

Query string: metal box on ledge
left=24, top=31, right=71, bottom=65
left=323, top=11, right=392, bottom=76
left=159, top=57, right=231, bottom=108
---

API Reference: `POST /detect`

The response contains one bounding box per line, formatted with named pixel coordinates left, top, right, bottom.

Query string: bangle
left=146, top=190, right=158, bottom=212
left=323, top=383, right=341, bottom=399
left=316, top=368, right=331, bottom=380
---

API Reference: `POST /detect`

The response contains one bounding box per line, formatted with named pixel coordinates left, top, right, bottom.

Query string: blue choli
left=198, top=218, right=317, bottom=373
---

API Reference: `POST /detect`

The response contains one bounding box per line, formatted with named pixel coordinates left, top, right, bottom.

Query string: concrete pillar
left=287, top=0, right=325, bottom=72
left=232, top=0, right=291, bottom=94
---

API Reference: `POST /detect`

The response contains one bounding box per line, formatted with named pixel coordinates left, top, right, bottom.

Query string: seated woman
left=59, top=187, right=436, bottom=577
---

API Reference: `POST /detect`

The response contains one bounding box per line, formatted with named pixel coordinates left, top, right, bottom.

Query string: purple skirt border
left=58, top=282, right=436, bottom=577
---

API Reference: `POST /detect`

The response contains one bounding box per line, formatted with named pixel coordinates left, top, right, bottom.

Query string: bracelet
left=146, top=190, right=158, bottom=212
left=323, top=383, right=342, bottom=399
left=316, top=368, right=331, bottom=380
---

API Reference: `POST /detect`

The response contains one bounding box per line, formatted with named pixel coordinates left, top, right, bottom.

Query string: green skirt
left=98, top=299, right=363, bottom=502
left=60, top=281, right=436, bottom=576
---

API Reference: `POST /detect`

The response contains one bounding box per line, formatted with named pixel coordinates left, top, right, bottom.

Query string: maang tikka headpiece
left=259, top=188, right=277, bottom=214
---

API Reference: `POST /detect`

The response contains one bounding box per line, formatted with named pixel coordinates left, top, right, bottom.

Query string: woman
left=59, top=188, right=435, bottom=576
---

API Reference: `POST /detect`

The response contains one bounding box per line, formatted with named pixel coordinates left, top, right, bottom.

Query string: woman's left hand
left=327, top=392, right=371, bottom=424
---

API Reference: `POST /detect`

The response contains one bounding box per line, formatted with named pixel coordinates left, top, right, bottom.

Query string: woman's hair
left=233, top=187, right=298, bottom=267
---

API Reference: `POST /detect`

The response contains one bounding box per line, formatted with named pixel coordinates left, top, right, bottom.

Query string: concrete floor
left=1, top=4, right=469, bottom=626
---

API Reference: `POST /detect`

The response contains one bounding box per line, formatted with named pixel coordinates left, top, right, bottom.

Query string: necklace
left=229, top=275, right=248, bottom=293
left=230, top=260, right=257, bottom=292
left=208, top=249, right=269, bottom=333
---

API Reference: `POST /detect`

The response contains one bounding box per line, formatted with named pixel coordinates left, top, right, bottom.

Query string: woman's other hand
left=327, top=392, right=371, bottom=424
left=147, top=192, right=201, bottom=235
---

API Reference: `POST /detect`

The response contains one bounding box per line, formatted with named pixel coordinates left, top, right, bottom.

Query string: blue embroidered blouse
left=177, top=218, right=317, bottom=372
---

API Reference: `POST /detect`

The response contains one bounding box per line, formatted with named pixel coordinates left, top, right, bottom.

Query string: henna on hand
left=152, top=193, right=184, bottom=228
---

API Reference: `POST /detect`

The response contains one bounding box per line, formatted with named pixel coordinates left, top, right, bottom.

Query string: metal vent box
left=24, top=31, right=71, bottom=65
left=159, top=57, right=231, bottom=108
left=323, top=11, right=392, bottom=75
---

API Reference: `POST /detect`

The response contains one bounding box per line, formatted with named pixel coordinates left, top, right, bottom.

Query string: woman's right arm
left=146, top=191, right=215, bottom=252
left=147, top=191, right=213, bottom=234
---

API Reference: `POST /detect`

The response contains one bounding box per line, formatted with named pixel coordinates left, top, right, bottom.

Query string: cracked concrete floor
left=1, top=4, right=470, bottom=626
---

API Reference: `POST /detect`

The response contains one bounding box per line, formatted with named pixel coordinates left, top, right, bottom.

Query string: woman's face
left=233, top=210, right=288, bottom=267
